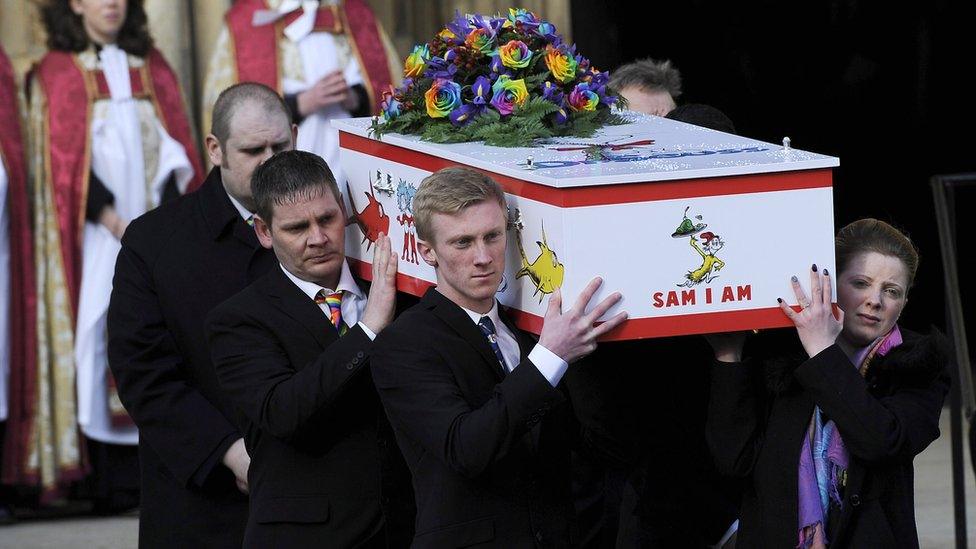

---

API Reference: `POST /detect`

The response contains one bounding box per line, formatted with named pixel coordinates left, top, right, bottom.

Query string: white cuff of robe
left=358, top=321, right=376, bottom=341
left=528, top=344, right=568, bottom=387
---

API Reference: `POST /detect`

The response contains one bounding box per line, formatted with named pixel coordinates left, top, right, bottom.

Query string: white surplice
left=74, top=45, right=193, bottom=444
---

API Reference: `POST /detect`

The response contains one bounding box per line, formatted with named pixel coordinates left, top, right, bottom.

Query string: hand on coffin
left=538, top=276, right=627, bottom=364
left=361, top=233, right=398, bottom=334
left=778, top=265, right=843, bottom=359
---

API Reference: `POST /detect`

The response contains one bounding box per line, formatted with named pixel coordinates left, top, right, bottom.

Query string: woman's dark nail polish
left=812, top=263, right=818, bottom=272
left=777, top=298, right=783, bottom=303
left=791, top=276, right=798, bottom=283
left=823, top=268, right=829, bottom=276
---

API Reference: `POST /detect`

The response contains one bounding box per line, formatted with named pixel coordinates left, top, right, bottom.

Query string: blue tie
left=478, top=316, right=508, bottom=371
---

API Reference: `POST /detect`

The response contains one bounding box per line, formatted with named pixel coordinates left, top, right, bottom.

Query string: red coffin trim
left=339, top=132, right=833, bottom=207
left=348, top=258, right=795, bottom=340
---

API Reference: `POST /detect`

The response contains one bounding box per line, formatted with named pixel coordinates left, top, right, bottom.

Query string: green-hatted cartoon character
left=672, top=207, right=725, bottom=287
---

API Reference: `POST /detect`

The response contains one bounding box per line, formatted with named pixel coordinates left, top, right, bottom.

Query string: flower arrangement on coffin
left=370, top=8, right=626, bottom=147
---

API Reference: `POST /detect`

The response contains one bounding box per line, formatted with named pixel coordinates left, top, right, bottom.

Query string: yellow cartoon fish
left=516, top=223, right=565, bottom=302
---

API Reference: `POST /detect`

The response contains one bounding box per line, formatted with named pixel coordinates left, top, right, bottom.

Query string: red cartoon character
left=347, top=180, right=390, bottom=250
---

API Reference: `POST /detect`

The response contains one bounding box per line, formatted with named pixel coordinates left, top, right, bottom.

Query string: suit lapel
left=231, top=215, right=261, bottom=248
left=198, top=167, right=271, bottom=281
left=424, top=289, right=506, bottom=381
left=263, top=266, right=338, bottom=350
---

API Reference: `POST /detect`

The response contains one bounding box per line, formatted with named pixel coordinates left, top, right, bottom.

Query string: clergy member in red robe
left=17, top=0, right=203, bottom=509
left=202, top=0, right=400, bottom=186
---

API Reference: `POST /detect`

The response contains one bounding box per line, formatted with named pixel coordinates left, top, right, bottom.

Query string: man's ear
left=253, top=215, right=274, bottom=250
left=205, top=134, right=223, bottom=167
left=417, top=239, right=437, bottom=267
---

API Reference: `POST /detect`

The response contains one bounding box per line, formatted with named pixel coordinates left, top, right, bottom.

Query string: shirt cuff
left=358, top=321, right=377, bottom=341
left=528, top=344, right=569, bottom=387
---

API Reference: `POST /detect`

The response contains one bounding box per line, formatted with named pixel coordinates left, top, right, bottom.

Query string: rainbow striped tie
left=315, top=289, right=347, bottom=336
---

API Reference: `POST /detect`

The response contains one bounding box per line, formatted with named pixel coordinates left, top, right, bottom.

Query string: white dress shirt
left=280, top=261, right=376, bottom=340
left=459, top=300, right=568, bottom=387
left=226, top=192, right=253, bottom=222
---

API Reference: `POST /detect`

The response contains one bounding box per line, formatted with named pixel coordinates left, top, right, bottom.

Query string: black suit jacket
left=372, top=288, right=577, bottom=548
left=108, top=167, right=275, bottom=548
left=206, top=265, right=413, bottom=548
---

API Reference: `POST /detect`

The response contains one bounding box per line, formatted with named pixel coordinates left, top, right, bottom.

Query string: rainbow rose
left=380, top=88, right=401, bottom=122
left=490, top=75, right=528, bottom=116
left=464, top=27, right=495, bottom=54
left=497, top=40, right=532, bottom=69
left=404, top=45, right=429, bottom=78
left=536, top=21, right=559, bottom=43
left=567, top=82, right=599, bottom=112
left=544, top=45, right=578, bottom=83
left=424, top=78, right=462, bottom=118
left=506, top=8, right=540, bottom=30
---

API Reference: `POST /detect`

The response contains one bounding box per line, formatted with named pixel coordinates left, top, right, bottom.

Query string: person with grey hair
left=108, top=82, right=295, bottom=548
left=612, top=57, right=683, bottom=116
left=371, top=166, right=628, bottom=547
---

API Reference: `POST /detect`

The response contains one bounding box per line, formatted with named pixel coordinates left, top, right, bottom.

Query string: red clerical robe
left=0, top=47, right=38, bottom=491
left=15, top=46, right=202, bottom=502
left=226, top=0, right=394, bottom=113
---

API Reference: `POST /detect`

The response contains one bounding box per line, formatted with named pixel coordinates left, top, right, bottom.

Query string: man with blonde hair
left=372, top=166, right=627, bottom=547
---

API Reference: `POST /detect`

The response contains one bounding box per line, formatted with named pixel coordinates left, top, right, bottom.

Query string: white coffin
left=335, top=112, right=839, bottom=340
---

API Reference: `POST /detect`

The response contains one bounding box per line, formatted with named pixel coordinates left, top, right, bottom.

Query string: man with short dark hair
left=372, top=166, right=627, bottom=547
left=108, top=82, right=295, bottom=548
left=206, top=150, right=411, bottom=548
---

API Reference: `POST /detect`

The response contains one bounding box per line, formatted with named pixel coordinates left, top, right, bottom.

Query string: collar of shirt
left=226, top=192, right=254, bottom=222
left=279, top=261, right=365, bottom=326
left=459, top=300, right=520, bottom=371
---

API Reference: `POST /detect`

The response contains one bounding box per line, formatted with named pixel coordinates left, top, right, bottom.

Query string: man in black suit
left=371, top=166, right=628, bottom=547
left=207, top=150, right=409, bottom=548
left=107, top=83, right=295, bottom=548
